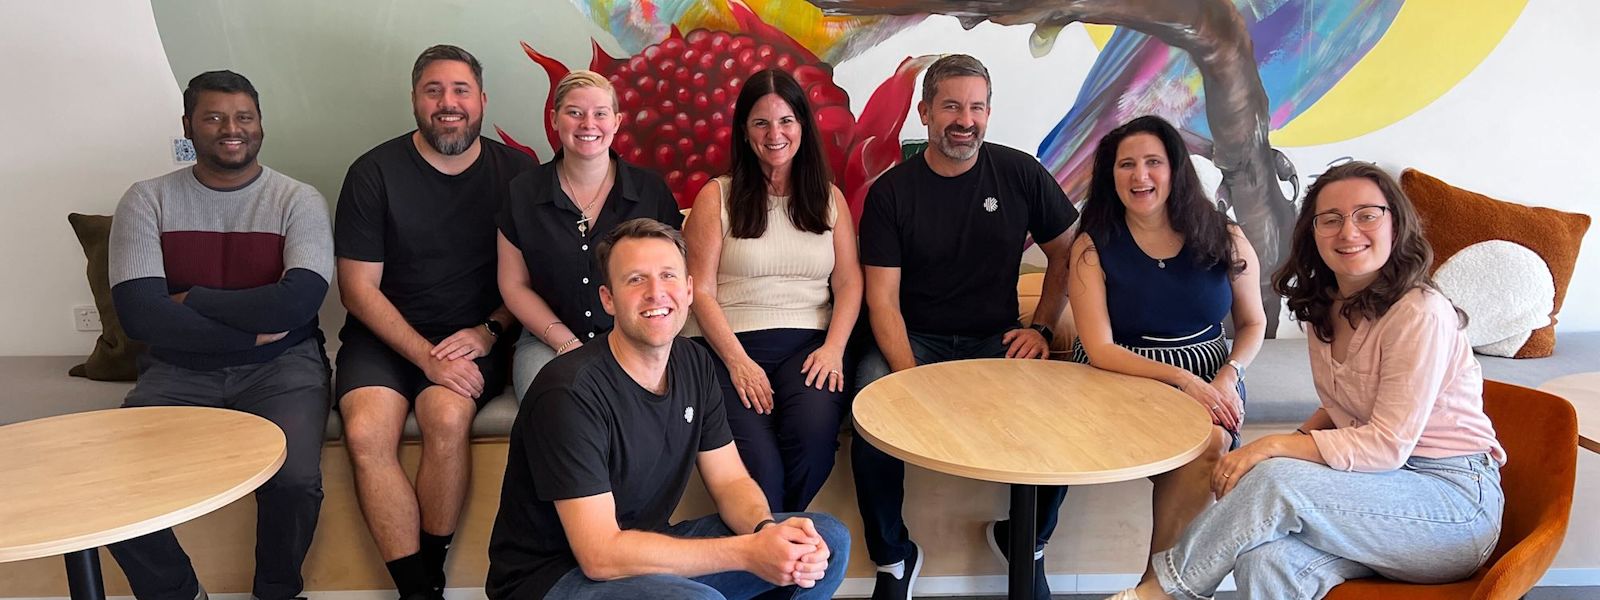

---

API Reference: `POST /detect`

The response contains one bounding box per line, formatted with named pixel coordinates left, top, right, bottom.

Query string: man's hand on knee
left=421, top=354, right=485, bottom=398
left=744, top=520, right=822, bottom=587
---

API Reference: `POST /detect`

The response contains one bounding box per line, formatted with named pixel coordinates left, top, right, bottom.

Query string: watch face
left=485, top=320, right=503, bottom=336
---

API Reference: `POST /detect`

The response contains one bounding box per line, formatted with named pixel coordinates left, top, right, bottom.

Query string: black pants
left=851, top=330, right=1069, bottom=565
left=700, top=329, right=849, bottom=513
left=110, top=338, right=331, bottom=600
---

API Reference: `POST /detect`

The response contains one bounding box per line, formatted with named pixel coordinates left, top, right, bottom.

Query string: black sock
left=420, top=531, right=454, bottom=591
left=385, top=552, right=431, bottom=598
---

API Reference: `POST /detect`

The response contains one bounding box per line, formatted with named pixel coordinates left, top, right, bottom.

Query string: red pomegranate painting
left=497, top=2, right=934, bottom=223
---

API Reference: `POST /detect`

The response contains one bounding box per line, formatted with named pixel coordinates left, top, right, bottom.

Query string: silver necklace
left=560, top=163, right=612, bottom=236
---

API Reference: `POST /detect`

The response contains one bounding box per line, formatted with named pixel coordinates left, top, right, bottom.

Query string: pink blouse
left=1307, top=288, right=1507, bottom=472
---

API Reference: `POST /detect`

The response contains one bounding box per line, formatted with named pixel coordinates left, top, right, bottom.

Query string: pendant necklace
left=562, top=163, right=612, bottom=236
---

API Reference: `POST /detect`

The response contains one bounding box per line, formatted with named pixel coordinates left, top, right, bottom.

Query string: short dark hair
left=412, top=44, right=483, bottom=89
left=183, top=70, right=259, bottom=118
left=921, top=54, right=991, bottom=104
left=596, top=218, right=687, bottom=286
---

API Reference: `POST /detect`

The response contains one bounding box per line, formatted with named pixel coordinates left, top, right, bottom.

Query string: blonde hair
left=553, top=70, right=617, bottom=111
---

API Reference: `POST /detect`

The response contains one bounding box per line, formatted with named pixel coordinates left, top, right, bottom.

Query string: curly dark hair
left=1270, top=161, right=1463, bottom=342
left=725, top=68, right=833, bottom=239
left=1076, top=115, right=1243, bottom=278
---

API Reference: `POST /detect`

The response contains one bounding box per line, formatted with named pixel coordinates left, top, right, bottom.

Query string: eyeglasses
left=1312, top=205, right=1389, bottom=237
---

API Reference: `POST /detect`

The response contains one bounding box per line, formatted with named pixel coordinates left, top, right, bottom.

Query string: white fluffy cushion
left=1433, top=240, right=1555, bottom=357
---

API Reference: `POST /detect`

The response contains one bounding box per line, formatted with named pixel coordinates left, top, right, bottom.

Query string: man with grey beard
left=333, top=44, right=533, bottom=600
left=852, top=53, right=1078, bottom=600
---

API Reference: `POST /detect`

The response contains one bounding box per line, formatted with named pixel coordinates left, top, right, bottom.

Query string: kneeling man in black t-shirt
left=487, top=218, right=850, bottom=600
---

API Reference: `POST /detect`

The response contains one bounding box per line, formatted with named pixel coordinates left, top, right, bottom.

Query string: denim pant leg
left=228, top=340, right=332, bottom=600
left=849, top=334, right=949, bottom=565
left=542, top=513, right=849, bottom=600
left=512, top=330, right=559, bottom=403
left=1153, top=455, right=1504, bottom=600
left=690, top=512, right=852, bottom=600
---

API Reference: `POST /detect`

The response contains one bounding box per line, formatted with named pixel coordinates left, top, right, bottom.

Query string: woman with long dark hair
left=1065, top=115, right=1266, bottom=591
left=681, top=68, right=862, bottom=512
left=1110, top=161, right=1504, bottom=600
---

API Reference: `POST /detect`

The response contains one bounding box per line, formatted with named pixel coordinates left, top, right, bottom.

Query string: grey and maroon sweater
left=109, top=166, right=334, bottom=370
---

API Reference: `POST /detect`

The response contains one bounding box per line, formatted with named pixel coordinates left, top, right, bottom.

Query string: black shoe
left=986, top=520, right=1051, bottom=599
left=870, top=541, right=923, bottom=600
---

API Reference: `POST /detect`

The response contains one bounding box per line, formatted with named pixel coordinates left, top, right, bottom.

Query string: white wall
left=835, top=3, right=1600, bottom=336
left=1, top=0, right=1596, bottom=357
left=0, top=1, right=185, bottom=356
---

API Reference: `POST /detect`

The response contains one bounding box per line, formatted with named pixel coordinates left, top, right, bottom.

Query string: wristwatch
left=1028, top=323, right=1055, bottom=344
left=482, top=318, right=504, bottom=339
left=1226, top=359, right=1246, bottom=380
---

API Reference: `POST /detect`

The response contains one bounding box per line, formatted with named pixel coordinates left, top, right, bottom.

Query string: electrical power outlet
left=74, top=306, right=102, bottom=332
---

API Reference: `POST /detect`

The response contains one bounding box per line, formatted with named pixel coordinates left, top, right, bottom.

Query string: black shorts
left=334, top=323, right=512, bottom=409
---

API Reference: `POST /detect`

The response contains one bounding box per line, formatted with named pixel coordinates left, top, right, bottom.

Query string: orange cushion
left=1401, top=169, right=1590, bottom=357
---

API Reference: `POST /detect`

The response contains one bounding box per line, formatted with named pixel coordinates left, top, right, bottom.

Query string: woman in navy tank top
left=1066, top=115, right=1267, bottom=591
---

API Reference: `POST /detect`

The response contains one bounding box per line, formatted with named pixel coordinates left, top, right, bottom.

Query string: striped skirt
left=1070, top=325, right=1245, bottom=443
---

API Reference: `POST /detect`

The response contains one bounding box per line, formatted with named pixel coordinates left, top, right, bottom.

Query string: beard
left=931, top=124, right=982, bottom=162
left=415, top=109, right=481, bottom=156
left=198, top=135, right=262, bottom=172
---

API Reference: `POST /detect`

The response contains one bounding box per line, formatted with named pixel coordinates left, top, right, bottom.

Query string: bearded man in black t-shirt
left=853, top=54, right=1079, bottom=600
left=486, top=218, right=850, bottom=600
left=332, top=45, right=532, bottom=600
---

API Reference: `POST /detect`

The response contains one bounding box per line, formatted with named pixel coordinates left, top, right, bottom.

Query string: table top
left=0, top=407, right=286, bottom=562
left=1539, top=373, right=1600, bottom=453
left=853, top=359, right=1213, bottom=486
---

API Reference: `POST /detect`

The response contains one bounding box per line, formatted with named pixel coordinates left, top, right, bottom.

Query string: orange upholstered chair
left=1324, top=380, right=1578, bottom=600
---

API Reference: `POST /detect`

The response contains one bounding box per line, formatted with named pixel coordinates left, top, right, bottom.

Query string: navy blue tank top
left=1093, top=220, right=1232, bottom=347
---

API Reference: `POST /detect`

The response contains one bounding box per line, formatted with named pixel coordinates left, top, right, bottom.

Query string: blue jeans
left=543, top=512, right=851, bottom=599
left=1153, top=454, right=1504, bottom=599
left=850, top=330, right=1070, bottom=565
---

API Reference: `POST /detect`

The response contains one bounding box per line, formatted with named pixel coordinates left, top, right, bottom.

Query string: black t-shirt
left=859, top=143, right=1076, bottom=337
left=334, top=133, right=534, bottom=339
left=486, top=334, right=732, bottom=600
left=497, top=151, right=683, bottom=343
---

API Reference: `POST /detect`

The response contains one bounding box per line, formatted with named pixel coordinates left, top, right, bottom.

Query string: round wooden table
left=1540, top=373, right=1600, bottom=453
left=853, top=359, right=1213, bottom=598
left=0, top=407, right=287, bottom=600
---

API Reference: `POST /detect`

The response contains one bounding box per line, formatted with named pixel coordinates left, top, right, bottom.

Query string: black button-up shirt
left=497, top=151, right=684, bottom=341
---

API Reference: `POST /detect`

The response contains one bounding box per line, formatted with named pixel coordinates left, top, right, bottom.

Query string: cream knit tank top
left=685, top=176, right=835, bottom=336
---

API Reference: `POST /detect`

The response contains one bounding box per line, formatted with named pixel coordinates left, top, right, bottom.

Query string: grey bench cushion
left=1243, top=332, right=1600, bottom=424
left=0, top=355, right=520, bottom=441
left=6, top=332, right=1595, bottom=434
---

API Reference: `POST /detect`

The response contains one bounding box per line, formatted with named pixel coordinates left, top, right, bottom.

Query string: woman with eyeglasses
left=1108, top=161, right=1505, bottom=600
left=1053, top=115, right=1266, bottom=594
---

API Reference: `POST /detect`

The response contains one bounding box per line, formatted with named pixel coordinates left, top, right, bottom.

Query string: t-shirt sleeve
left=694, top=350, right=733, bottom=451
left=528, top=385, right=615, bottom=501
left=498, top=174, right=526, bottom=249
left=334, top=158, right=387, bottom=262
left=1026, top=159, right=1075, bottom=244
left=857, top=178, right=900, bottom=268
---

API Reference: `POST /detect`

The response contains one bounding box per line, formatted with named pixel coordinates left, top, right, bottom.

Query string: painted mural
left=149, top=0, right=1525, bottom=337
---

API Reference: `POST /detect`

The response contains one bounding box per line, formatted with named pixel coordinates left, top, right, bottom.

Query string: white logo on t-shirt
left=684, top=406, right=694, bottom=424
left=983, top=197, right=999, bottom=212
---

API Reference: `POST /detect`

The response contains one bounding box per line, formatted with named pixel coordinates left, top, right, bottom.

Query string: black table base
left=1010, top=483, right=1038, bottom=599
left=64, top=549, right=106, bottom=600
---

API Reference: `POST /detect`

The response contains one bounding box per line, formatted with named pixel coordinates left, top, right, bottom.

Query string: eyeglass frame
left=1312, top=205, right=1390, bottom=237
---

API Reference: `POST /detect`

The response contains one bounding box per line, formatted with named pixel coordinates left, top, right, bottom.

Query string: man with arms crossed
left=108, top=70, right=333, bottom=600
left=854, top=54, right=1078, bottom=600
left=487, top=218, right=849, bottom=600
left=335, top=45, right=532, bottom=599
